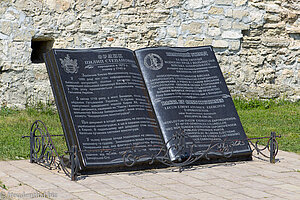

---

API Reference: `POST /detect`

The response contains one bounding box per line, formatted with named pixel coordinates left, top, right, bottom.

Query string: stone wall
left=0, top=0, right=299, bottom=108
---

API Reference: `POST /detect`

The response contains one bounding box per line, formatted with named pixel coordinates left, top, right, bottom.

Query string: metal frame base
left=23, top=120, right=281, bottom=181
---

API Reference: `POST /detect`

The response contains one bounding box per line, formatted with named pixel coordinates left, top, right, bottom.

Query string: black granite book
left=44, top=46, right=252, bottom=170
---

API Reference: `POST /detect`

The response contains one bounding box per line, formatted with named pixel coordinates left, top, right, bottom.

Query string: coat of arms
left=144, top=53, right=163, bottom=70
left=60, top=54, right=79, bottom=74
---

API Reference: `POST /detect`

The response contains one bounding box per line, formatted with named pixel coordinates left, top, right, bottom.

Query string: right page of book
left=135, top=46, right=252, bottom=161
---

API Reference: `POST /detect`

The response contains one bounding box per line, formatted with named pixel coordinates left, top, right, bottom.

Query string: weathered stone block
left=264, top=22, right=285, bottom=29
left=232, top=22, right=250, bottom=30
left=232, top=10, right=249, bottom=19
left=177, top=35, right=184, bottom=46
left=233, top=0, right=247, bottom=6
left=208, top=27, right=221, bottom=36
left=145, top=0, right=158, bottom=4
left=220, top=19, right=232, bottom=29
left=289, top=40, right=300, bottom=50
left=237, top=66, right=256, bottom=83
left=13, top=29, right=33, bottom=42
left=3, top=11, right=16, bottom=21
left=208, top=18, right=220, bottom=27
left=258, top=84, right=280, bottom=99
left=281, top=69, right=294, bottom=78
left=1, top=21, right=12, bottom=35
left=167, top=27, right=177, bottom=37
left=81, top=10, right=93, bottom=19
left=187, top=0, right=213, bottom=9
left=286, top=26, right=300, bottom=34
left=229, top=40, right=240, bottom=50
left=222, top=30, right=243, bottom=39
left=263, top=29, right=281, bottom=37
left=181, top=22, right=202, bottom=34
left=193, top=12, right=206, bottom=20
left=80, top=21, right=99, bottom=33
left=58, top=13, right=77, bottom=27
left=249, top=10, right=264, bottom=23
left=225, top=9, right=233, bottom=17
left=212, top=40, right=229, bottom=48
left=166, top=0, right=181, bottom=8
left=119, top=0, right=133, bottom=8
left=286, top=12, right=298, bottom=24
left=203, top=38, right=212, bottom=45
left=262, top=37, right=290, bottom=47
left=208, top=7, right=224, bottom=15
left=101, top=0, right=109, bottom=6
left=264, top=14, right=281, bottom=22
left=248, top=55, right=265, bottom=67
left=215, top=0, right=232, bottom=5
left=0, top=5, right=6, bottom=15
left=60, top=0, right=71, bottom=11
left=184, top=40, right=204, bottom=47
left=45, top=0, right=71, bottom=12
left=202, top=0, right=214, bottom=6
left=265, top=4, right=281, bottom=13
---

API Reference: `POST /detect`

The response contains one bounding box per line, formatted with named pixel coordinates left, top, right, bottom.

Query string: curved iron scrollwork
left=121, top=131, right=281, bottom=169
left=122, top=130, right=238, bottom=170
left=27, top=120, right=73, bottom=177
left=24, top=121, right=281, bottom=181
left=247, top=132, right=280, bottom=163
left=122, top=147, right=151, bottom=167
left=29, top=120, right=58, bottom=168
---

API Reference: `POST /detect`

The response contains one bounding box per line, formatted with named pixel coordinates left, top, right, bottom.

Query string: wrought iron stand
left=22, top=120, right=73, bottom=178
left=23, top=120, right=281, bottom=181
left=247, top=132, right=280, bottom=163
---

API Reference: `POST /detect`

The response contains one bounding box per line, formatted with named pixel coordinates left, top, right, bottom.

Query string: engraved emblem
left=60, top=54, right=79, bottom=74
left=144, top=53, right=163, bottom=70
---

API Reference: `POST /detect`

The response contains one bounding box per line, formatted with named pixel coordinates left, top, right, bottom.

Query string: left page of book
left=44, top=48, right=163, bottom=169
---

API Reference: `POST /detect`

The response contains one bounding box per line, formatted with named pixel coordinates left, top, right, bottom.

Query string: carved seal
left=60, top=54, right=79, bottom=74
left=143, top=53, right=163, bottom=70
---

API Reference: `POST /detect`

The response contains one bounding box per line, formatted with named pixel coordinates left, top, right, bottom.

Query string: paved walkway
left=0, top=150, right=300, bottom=200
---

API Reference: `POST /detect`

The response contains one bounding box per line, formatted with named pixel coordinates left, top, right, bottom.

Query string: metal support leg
left=71, top=145, right=77, bottom=181
left=270, top=132, right=276, bottom=163
left=29, top=129, right=34, bottom=163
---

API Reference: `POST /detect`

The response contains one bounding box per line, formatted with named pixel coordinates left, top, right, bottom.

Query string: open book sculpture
left=43, top=46, right=252, bottom=172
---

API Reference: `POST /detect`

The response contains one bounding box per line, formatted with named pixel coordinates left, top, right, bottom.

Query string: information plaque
left=44, top=46, right=252, bottom=170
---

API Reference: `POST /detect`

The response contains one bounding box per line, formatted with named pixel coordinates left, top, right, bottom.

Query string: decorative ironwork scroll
left=247, top=132, right=280, bottom=163
left=23, top=121, right=281, bottom=181
left=22, top=120, right=73, bottom=179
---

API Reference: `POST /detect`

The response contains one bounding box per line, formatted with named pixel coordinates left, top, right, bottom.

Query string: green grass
left=0, top=103, right=66, bottom=160
left=234, top=98, right=300, bottom=153
left=0, top=99, right=299, bottom=160
left=233, top=98, right=293, bottom=110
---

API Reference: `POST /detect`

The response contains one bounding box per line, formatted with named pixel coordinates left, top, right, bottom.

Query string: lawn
left=0, top=99, right=299, bottom=160
left=235, top=99, right=300, bottom=153
left=0, top=103, right=65, bottom=160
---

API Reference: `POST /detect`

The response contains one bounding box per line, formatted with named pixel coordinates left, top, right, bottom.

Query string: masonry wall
left=0, top=0, right=299, bottom=108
